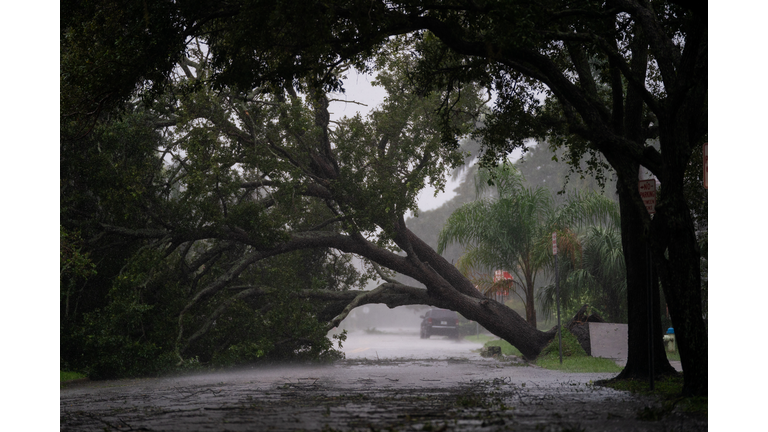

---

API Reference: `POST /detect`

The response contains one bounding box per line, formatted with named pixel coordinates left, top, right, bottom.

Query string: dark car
left=420, top=308, right=460, bottom=339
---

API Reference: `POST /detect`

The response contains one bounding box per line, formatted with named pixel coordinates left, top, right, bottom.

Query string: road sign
left=638, top=179, right=657, bottom=214
left=552, top=232, right=557, bottom=255
left=493, top=270, right=513, bottom=283
left=703, top=142, right=708, bottom=189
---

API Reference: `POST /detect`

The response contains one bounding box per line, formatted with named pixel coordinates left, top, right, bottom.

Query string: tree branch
left=327, top=283, right=431, bottom=329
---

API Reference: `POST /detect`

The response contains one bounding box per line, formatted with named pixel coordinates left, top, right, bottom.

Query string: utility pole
left=553, top=232, right=562, bottom=364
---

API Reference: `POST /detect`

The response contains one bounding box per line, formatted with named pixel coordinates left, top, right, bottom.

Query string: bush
left=61, top=247, right=352, bottom=380
left=77, top=332, right=177, bottom=380
left=539, top=327, right=587, bottom=359
left=61, top=371, right=87, bottom=382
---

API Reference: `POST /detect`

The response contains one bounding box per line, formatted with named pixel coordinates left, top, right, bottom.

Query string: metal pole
left=647, top=243, right=655, bottom=390
left=556, top=253, right=562, bottom=364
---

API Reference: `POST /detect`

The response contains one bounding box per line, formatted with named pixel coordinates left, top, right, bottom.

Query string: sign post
left=638, top=169, right=656, bottom=391
left=553, top=232, right=562, bottom=364
left=703, top=142, right=708, bottom=189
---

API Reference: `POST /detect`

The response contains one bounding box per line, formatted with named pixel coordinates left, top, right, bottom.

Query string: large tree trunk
left=313, top=285, right=557, bottom=361
left=319, top=285, right=560, bottom=361
left=613, top=167, right=677, bottom=381
left=654, top=222, right=706, bottom=396
left=399, top=227, right=553, bottom=359
left=651, top=133, right=708, bottom=397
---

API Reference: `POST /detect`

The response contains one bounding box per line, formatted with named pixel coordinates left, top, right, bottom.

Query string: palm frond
left=439, top=163, right=626, bottom=325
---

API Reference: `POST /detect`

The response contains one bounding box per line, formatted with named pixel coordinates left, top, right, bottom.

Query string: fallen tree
left=62, top=46, right=576, bottom=368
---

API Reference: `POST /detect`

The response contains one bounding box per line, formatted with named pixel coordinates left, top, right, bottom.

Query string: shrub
left=539, top=327, right=587, bottom=359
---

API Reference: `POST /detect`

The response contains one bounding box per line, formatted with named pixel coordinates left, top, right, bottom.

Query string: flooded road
left=340, top=328, right=483, bottom=360
left=61, top=331, right=705, bottom=431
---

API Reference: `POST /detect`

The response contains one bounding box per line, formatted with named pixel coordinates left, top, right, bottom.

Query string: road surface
left=340, top=328, right=484, bottom=360
left=61, top=330, right=704, bottom=431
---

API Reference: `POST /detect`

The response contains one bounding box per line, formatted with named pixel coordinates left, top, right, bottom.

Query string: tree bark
left=651, top=133, right=708, bottom=397
left=392, top=225, right=554, bottom=359
left=613, top=166, right=677, bottom=381
left=311, top=282, right=568, bottom=362
left=653, top=212, right=706, bottom=396
left=261, top=228, right=559, bottom=360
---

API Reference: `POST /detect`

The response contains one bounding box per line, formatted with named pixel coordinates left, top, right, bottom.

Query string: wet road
left=61, top=331, right=704, bottom=431
left=340, top=328, right=483, bottom=360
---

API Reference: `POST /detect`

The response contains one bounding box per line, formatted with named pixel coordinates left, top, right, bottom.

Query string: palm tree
left=438, top=163, right=556, bottom=327
left=538, top=225, right=627, bottom=323
left=537, top=191, right=625, bottom=323
left=438, top=163, right=621, bottom=328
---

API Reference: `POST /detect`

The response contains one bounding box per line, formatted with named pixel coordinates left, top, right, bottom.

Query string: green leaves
left=539, top=224, right=627, bottom=323
left=60, top=226, right=97, bottom=281
left=440, top=162, right=622, bottom=325
left=438, top=164, right=556, bottom=324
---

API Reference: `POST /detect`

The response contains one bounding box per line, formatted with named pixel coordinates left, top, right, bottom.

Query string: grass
left=665, top=350, right=680, bottom=362
left=473, top=335, right=704, bottom=416
left=478, top=338, right=524, bottom=357
left=478, top=328, right=622, bottom=373
left=534, top=329, right=623, bottom=373
left=601, top=375, right=683, bottom=398
left=599, top=375, right=707, bottom=417
left=61, top=371, right=87, bottom=383
left=536, top=355, right=623, bottom=373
